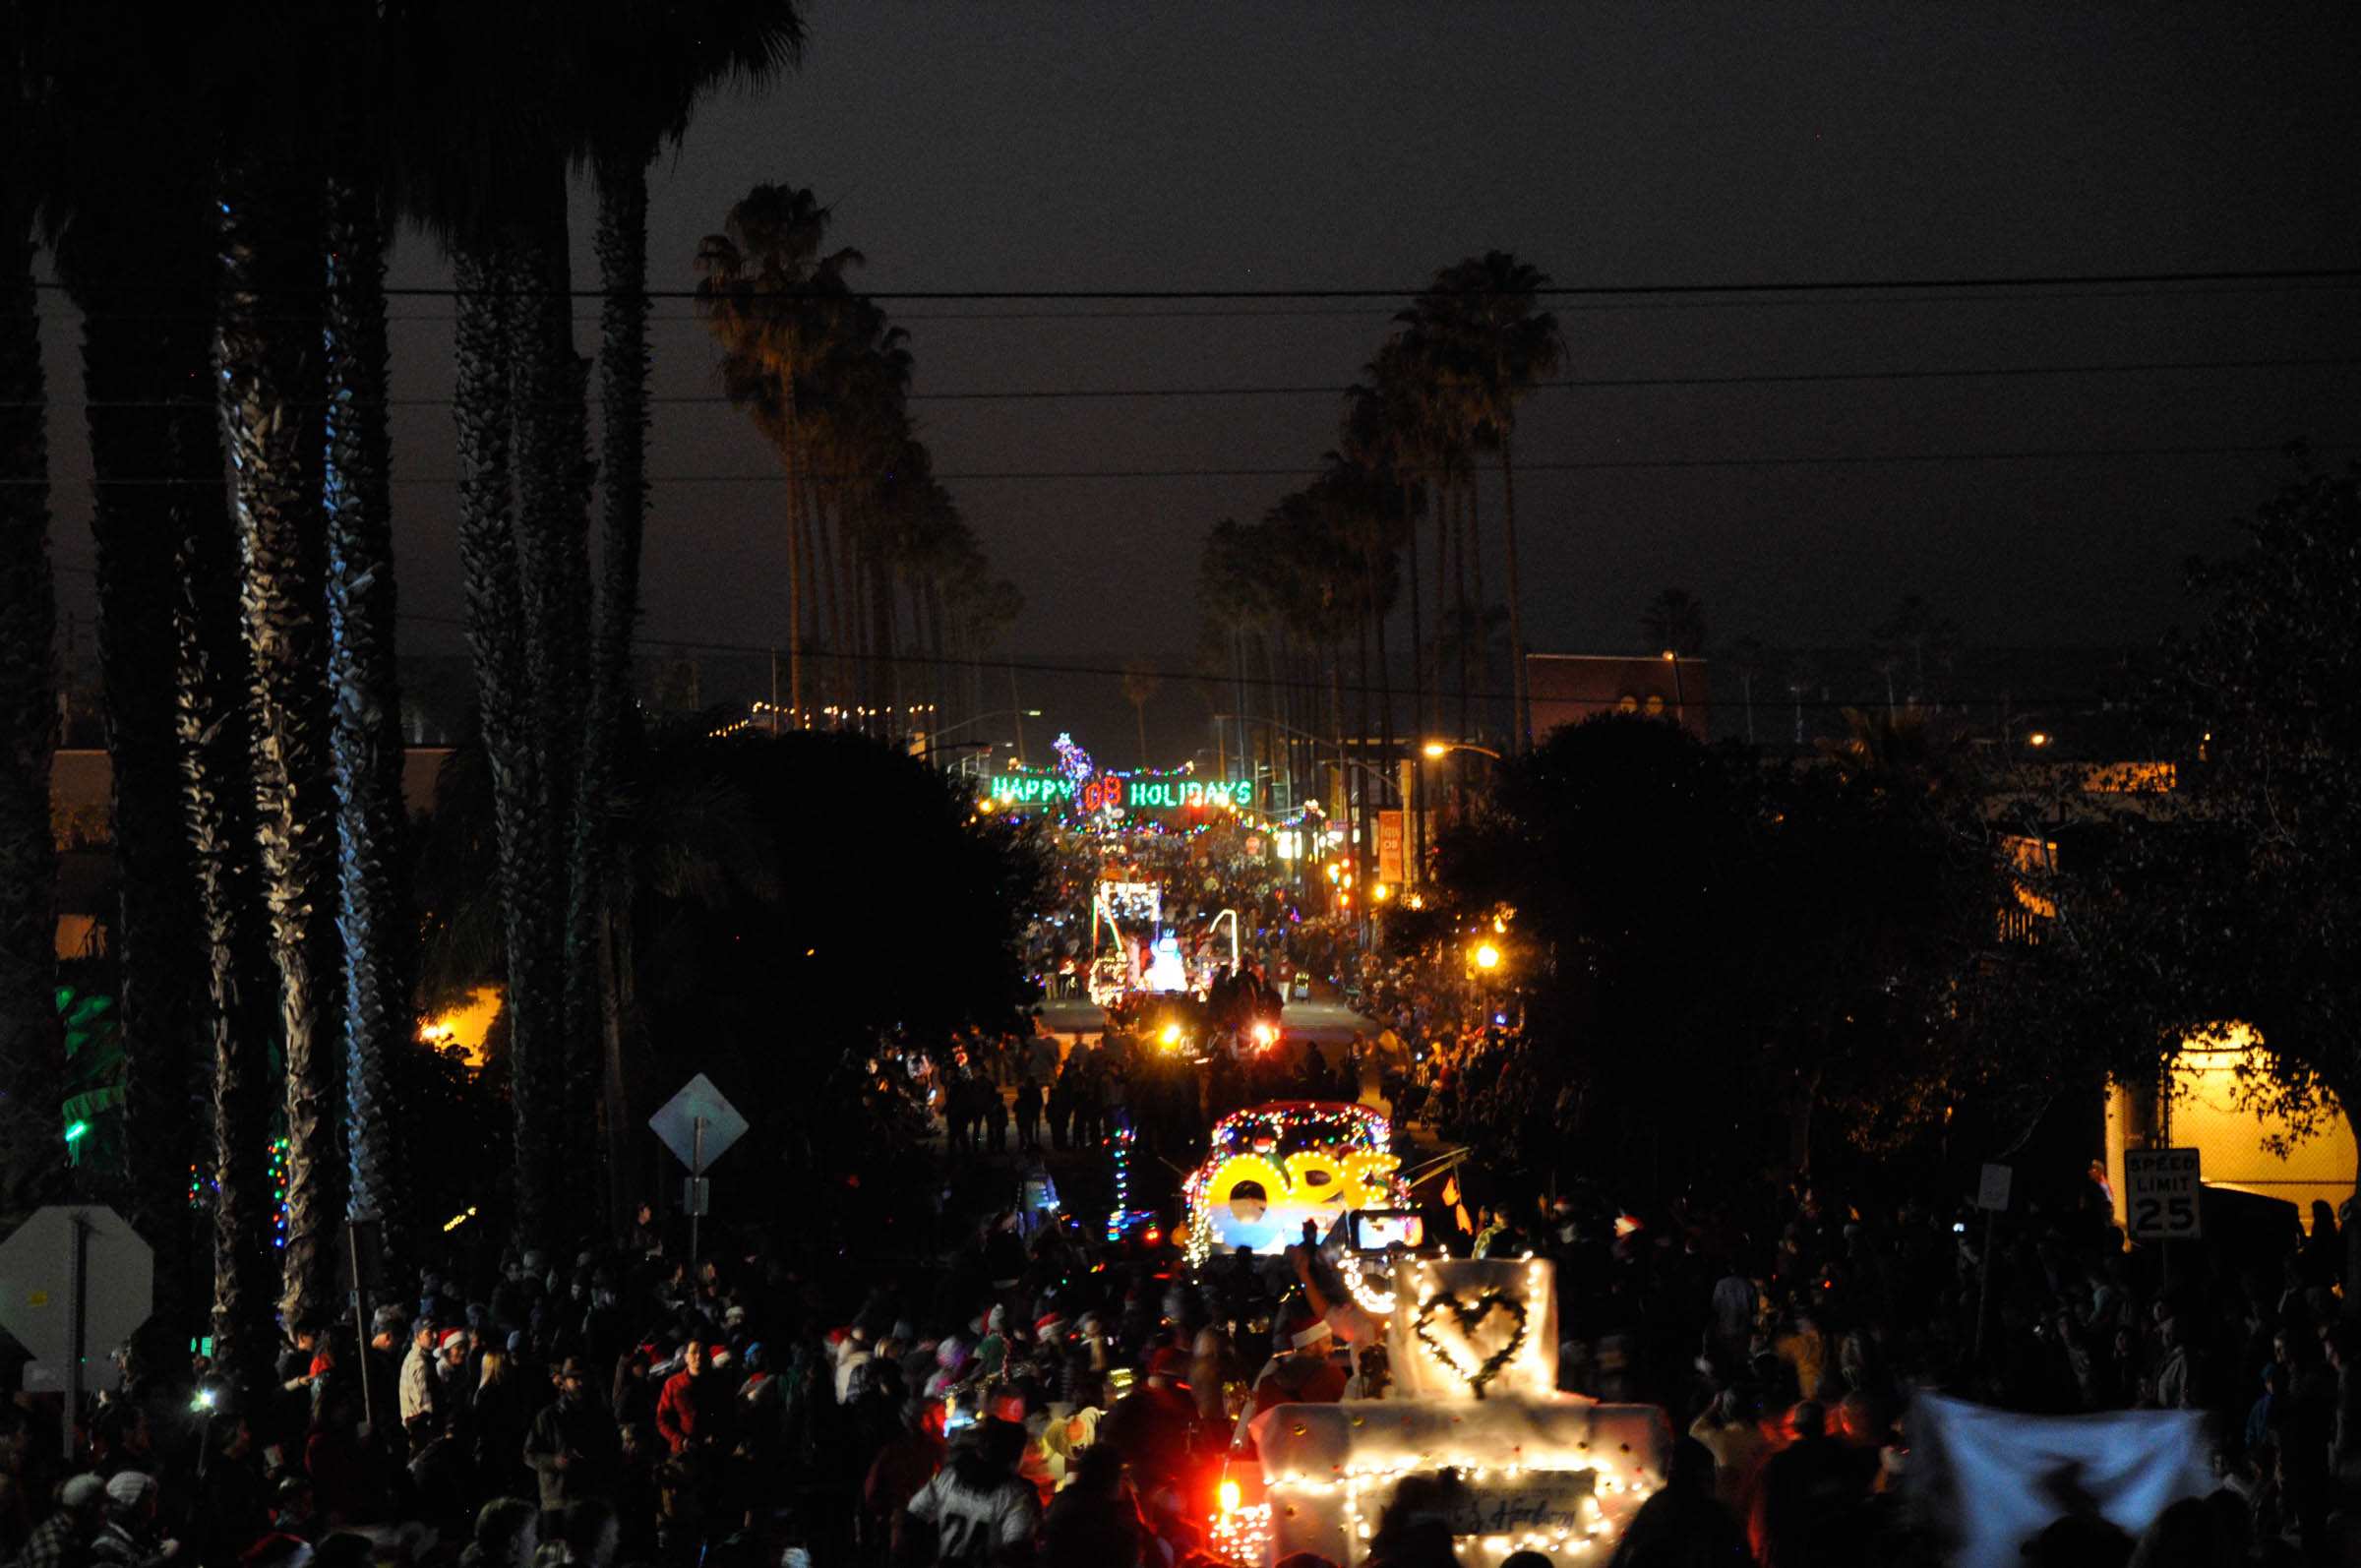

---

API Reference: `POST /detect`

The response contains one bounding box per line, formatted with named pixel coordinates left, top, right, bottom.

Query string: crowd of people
left=18, top=1158, right=2352, bottom=1568
left=8, top=941, right=2360, bottom=1567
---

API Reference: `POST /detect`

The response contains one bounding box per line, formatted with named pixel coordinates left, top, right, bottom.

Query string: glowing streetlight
left=1423, top=740, right=1502, bottom=760
left=1371, top=882, right=1391, bottom=902
left=1160, top=1023, right=1183, bottom=1049
left=1473, top=941, right=1502, bottom=971
left=2028, top=731, right=2051, bottom=749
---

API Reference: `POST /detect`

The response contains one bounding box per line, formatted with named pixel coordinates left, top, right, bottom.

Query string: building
left=1996, top=777, right=2355, bottom=1235
left=48, top=747, right=453, bottom=958
left=1525, top=653, right=1709, bottom=741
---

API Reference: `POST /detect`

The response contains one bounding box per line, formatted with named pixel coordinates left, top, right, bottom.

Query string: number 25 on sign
left=2124, top=1147, right=2202, bottom=1240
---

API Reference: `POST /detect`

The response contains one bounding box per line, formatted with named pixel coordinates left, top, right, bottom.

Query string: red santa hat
left=1274, top=1298, right=1332, bottom=1352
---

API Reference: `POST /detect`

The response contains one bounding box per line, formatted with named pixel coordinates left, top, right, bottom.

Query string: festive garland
left=1413, top=1287, right=1530, bottom=1400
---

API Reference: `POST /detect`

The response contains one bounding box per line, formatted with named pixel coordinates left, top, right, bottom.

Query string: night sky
left=38, top=4, right=2361, bottom=753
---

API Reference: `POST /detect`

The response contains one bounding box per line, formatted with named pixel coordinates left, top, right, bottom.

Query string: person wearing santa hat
left=1248, top=1297, right=1347, bottom=1417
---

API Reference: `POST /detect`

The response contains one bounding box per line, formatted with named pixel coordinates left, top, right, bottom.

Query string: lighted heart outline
left=1412, top=1287, right=1529, bottom=1399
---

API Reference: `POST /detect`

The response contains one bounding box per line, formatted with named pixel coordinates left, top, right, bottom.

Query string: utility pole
left=1008, top=663, right=1026, bottom=766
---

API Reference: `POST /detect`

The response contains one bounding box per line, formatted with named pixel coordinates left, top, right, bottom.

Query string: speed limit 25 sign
left=2124, top=1147, right=2203, bottom=1240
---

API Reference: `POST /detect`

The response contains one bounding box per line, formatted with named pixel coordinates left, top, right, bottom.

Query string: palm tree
left=1121, top=662, right=1162, bottom=766
left=565, top=8, right=804, bottom=1187
left=37, top=5, right=217, bottom=1296
left=0, top=20, right=65, bottom=1225
left=1378, top=311, right=1473, bottom=746
left=696, top=183, right=862, bottom=721
left=1871, top=593, right=1960, bottom=707
left=214, top=131, right=344, bottom=1325
left=178, top=452, right=276, bottom=1401
left=1419, top=253, right=1563, bottom=751
left=399, top=0, right=586, bottom=1244
left=1642, top=587, right=1709, bottom=657
left=574, top=0, right=804, bottom=788
left=1727, top=634, right=1767, bottom=747
left=1786, top=653, right=1819, bottom=748
left=322, top=8, right=412, bottom=1266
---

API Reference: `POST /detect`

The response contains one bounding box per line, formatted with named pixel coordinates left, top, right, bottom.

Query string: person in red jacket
left=654, top=1341, right=734, bottom=1459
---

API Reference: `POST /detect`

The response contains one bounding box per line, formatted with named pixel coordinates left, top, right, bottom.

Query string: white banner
left=1907, top=1393, right=2211, bottom=1567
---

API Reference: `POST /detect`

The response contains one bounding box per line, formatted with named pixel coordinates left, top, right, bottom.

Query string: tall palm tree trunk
left=796, top=462, right=821, bottom=712
left=177, top=491, right=274, bottom=1400
left=1329, top=643, right=1349, bottom=824
left=1464, top=471, right=1486, bottom=736
left=1498, top=438, right=1529, bottom=752
left=1402, top=482, right=1424, bottom=735
left=812, top=485, right=843, bottom=718
left=1368, top=543, right=1396, bottom=859
left=1424, top=476, right=1443, bottom=740
left=452, top=242, right=558, bottom=1247
left=1232, top=626, right=1251, bottom=789
left=779, top=426, right=805, bottom=718
left=870, top=530, right=897, bottom=734
left=0, top=186, right=64, bottom=1225
left=1354, top=590, right=1373, bottom=903
left=830, top=504, right=858, bottom=724
left=584, top=151, right=651, bottom=1229
left=511, top=175, right=595, bottom=1231
left=921, top=579, right=944, bottom=733
left=65, top=224, right=209, bottom=1305
left=216, top=158, right=339, bottom=1328
left=324, top=154, right=411, bottom=1266
left=1449, top=481, right=1470, bottom=742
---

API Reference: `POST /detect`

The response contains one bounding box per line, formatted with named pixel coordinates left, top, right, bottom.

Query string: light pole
left=922, top=708, right=1043, bottom=777
left=1422, top=740, right=1501, bottom=762
left=1663, top=649, right=1686, bottom=728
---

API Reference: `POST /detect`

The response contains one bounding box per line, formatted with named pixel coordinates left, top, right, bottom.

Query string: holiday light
left=1184, top=1103, right=1404, bottom=1262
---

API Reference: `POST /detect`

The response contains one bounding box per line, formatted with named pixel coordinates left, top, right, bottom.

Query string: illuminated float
left=1232, top=1255, right=1672, bottom=1565
left=1184, top=1102, right=1408, bottom=1263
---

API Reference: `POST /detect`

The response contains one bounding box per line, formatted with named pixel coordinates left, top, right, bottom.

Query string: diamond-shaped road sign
left=0, top=1206, right=153, bottom=1437
left=648, top=1073, right=749, bottom=1174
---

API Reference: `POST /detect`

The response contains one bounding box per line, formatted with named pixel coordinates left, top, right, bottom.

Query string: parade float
left=1183, top=1102, right=1410, bottom=1263
left=1218, top=1254, right=1673, bottom=1566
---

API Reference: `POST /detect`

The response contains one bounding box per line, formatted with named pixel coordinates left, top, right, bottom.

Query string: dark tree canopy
left=1397, top=709, right=2000, bottom=1190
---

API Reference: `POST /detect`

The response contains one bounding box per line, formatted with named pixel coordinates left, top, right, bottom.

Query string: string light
left=1206, top=1500, right=1271, bottom=1563
left=1104, top=1123, right=1143, bottom=1242
left=1185, top=1103, right=1402, bottom=1265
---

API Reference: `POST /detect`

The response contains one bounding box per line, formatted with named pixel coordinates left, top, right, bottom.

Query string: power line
left=19, top=440, right=2343, bottom=486
left=44, top=562, right=2178, bottom=713
left=27, top=262, right=2361, bottom=302
left=41, top=562, right=2203, bottom=721
left=372, top=605, right=2166, bottom=715
left=21, top=352, right=2361, bottom=413
left=24, top=279, right=2359, bottom=332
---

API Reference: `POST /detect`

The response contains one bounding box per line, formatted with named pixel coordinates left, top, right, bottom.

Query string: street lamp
left=1423, top=740, right=1501, bottom=761
left=1662, top=649, right=1686, bottom=725
left=1472, top=941, right=1502, bottom=971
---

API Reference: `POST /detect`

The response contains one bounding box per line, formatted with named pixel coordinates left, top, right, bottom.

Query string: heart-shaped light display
left=1412, top=1288, right=1529, bottom=1399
